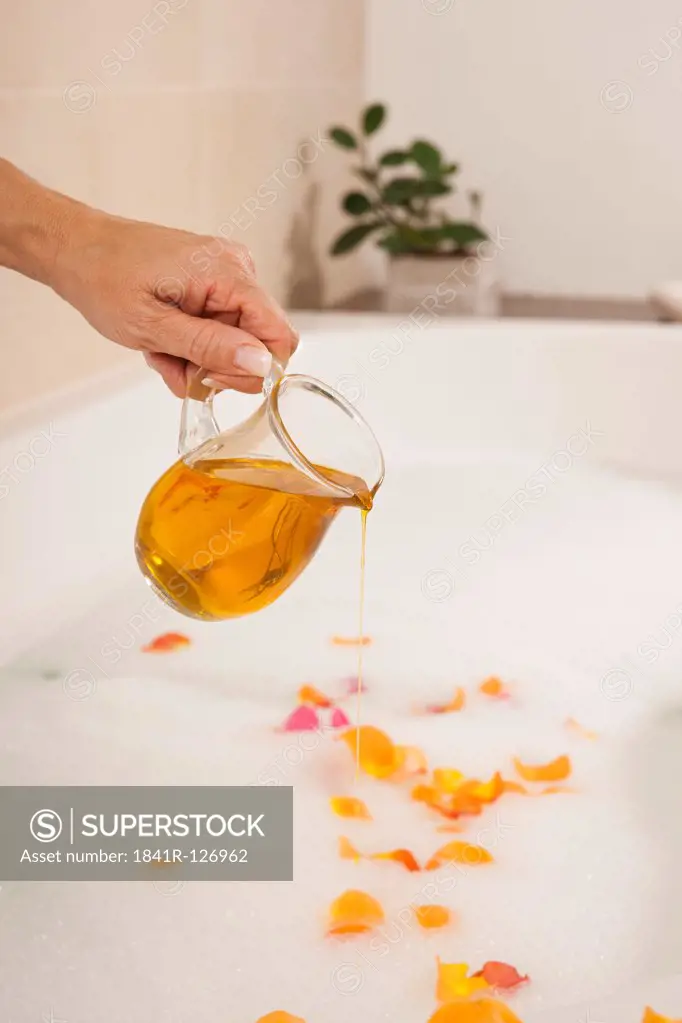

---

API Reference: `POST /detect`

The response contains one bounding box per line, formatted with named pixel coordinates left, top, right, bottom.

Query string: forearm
left=0, top=158, right=88, bottom=288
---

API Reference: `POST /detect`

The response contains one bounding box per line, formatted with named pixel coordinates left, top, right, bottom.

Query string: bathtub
left=2, top=312, right=682, bottom=1022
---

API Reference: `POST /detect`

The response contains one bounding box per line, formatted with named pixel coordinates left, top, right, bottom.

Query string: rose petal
left=371, top=848, right=421, bottom=872
left=465, top=773, right=504, bottom=804
left=426, top=688, right=466, bottom=714
left=256, top=1014, right=306, bottom=1023
left=502, top=780, right=528, bottom=795
left=513, top=755, right=571, bottom=783
left=393, top=745, right=429, bottom=779
left=433, top=769, right=465, bottom=793
left=443, top=794, right=484, bottom=818
left=327, top=889, right=384, bottom=936
left=473, top=961, right=529, bottom=990
left=338, top=836, right=362, bottom=861
left=436, top=823, right=466, bottom=833
left=436, top=960, right=491, bottom=1002
left=330, top=796, right=372, bottom=820
left=426, top=841, right=493, bottom=870
left=141, top=632, right=190, bottom=653
left=344, top=675, right=367, bottom=694
left=298, top=685, right=332, bottom=708
left=331, top=636, right=372, bottom=647
left=281, top=706, right=320, bottom=732
left=339, top=725, right=398, bottom=779
left=479, top=677, right=510, bottom=699
left=415, top=904, right=452, bottom=929
left=565, top=717, right=599, bottom=740
left=330, top=708, right=351, bottom=728
left=642, top=1010, right=682, bottom=1023
left=428, top=999, right=523, bottom=1022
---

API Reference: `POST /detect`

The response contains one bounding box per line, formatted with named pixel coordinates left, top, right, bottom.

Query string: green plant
left=328, top=102, right=488, bottom=258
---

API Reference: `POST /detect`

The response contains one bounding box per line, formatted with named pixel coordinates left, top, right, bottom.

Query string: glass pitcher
left=135, top=359, right=385, bottom=620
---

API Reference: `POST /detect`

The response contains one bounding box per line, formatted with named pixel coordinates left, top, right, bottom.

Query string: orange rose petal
left=340, top=725, right=397, bottom=779
left=473, top=961, right=529, bottom=991
left=467, top=773, right=504, bottom=804
left=338, top=836, right=362, bottom=861
left=371, top=848, right=421, bottom=872
left=513, top=754, right=571, bottom=783
left=479, top=677, right=510, bottom=699
left=256, top=1014, right=306, bottom=1023
left=433, top=769, right=465, bottom=793
left=393, top=744, right=429, bottom=778
left=427, top=688, right=466, bottom=714
left=565, top=717, right=599, bottom=740
left=642, top=1010, right=682, bottom=1023
left=330, top=796, right=373, bottom=820
left=327, top=889, right=384, bottom=936
left=413, top=783, right=439, bottom=804
left=502, top=780, right=528, bottom=795
left=331, top=635, right=372, bottom=647
left=298, top=684, right=333, bottom=708
left=436, top=960, right=491, bottom=1002
left=436, top=823, right=466, bottom=833
left=444, top=794, right=484, bottom=818
left=141, top=632, right=190, bottom=653
left=426, top=840, right=493, bottom=870
left=416, top=904, right=452, bottom=929
left=429, top=1000, right=523, bottom=1022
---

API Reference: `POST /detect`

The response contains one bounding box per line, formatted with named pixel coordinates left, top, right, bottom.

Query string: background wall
left=367, top=0, right=682, bottom=299
left=0, top=0, right=365, bottom=415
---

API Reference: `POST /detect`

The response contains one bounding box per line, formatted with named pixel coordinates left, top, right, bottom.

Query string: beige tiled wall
left=0, top=0, right=366, bottom=415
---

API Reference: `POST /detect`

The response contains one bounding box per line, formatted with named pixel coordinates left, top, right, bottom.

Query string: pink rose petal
left=282, top=706, right=320, bottom=732
left=344, top=676, right=367, bottom=694
left=330, top=708, right=351, bottom=728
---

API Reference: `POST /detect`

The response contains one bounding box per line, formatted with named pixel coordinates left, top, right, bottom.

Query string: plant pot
left=384, top=253, right=500, bottom=317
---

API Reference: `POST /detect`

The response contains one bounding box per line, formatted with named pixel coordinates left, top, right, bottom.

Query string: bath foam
left=2, top=459, right=682, bottom=1020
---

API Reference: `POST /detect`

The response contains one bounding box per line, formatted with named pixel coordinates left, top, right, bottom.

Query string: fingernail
left=234, top=345, right=272, bottom=377
left=201, top=377, right=224, bottom=390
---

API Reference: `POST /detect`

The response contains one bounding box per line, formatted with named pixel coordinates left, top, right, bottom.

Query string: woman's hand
left=0, top=159, right=298, bottom=397
left=53, top=208, right=299, bottom=396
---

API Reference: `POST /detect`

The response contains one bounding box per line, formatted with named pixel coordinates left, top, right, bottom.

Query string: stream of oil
left=355, top=509, right=368, bottom=780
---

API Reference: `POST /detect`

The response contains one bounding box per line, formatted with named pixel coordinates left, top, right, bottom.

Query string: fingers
left=152, top=310, right=279, bottom=395
left=143, top=352, right=193, bottom=398
left=205, top=270, right=299, bottom=369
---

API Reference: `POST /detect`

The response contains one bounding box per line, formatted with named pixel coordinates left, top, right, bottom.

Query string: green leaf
left=377, top=232, right=411, bottom=254
left=413, top=179, right=451, bottom=197
left=382, top=177, right=451, bottom=205
left=331, top=222, right=381, bottom=255
left=354, top=167, right=378, bottom=183
left=442, top=162, right=460, bottom=175
left=381, top=177, right=422, bottom=204
left=380, top=150, right=409, bottom=166
left=378, top=226, right=436, bottom=254
left=342, top=191, right=373, bottom=215
left=330, top=127, right=358, bottom=150
left=363, top=103, right=386, bottom=135
left=441, top=222, right=489, bottom=247
left=411, top=140, right=442, bottom=174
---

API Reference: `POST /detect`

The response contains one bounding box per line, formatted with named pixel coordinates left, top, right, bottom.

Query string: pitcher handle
left=178, top=360, right=285, bottom=459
